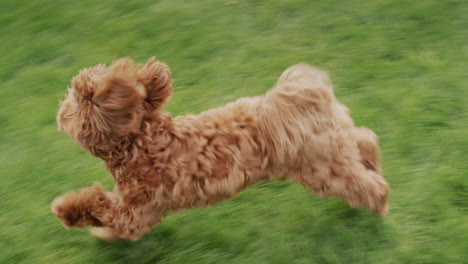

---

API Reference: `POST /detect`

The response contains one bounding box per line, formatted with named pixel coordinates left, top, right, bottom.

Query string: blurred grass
left=1, top=0, right=467, bottom=263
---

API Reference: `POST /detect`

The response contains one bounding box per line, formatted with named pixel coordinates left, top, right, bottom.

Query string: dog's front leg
left=52, top=182, right=164, bottom=241
left=89, top=199, right=166, bottom=241
left=85, top=204, right=165, bottom=241
left=51, top=182, right=115, bottom=229
left=85, top=181, right=167, bottom=241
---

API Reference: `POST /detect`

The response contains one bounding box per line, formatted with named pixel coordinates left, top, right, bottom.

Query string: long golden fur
left=51, top=57, right=390, bottom=241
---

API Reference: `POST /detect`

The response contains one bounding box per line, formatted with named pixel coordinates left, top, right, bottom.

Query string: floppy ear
left=71, top=64, right=107, bottom=99
left=138, top=57, right=173, bottom=109
left=92, top=59, right=146, bottom=134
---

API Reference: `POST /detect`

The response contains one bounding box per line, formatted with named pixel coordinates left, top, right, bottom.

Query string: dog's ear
left=138, top=57, right=173, bottom=109
left=71, top=64, right=107, bottom=99
left=92, top=58, right=146, bottom=134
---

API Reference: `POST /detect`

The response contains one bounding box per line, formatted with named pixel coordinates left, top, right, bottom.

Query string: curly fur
left=52, top=57, right=390, bottom=241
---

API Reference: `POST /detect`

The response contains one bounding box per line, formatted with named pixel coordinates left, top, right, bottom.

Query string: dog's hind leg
left=330, top=166, right=389, bottom=215
left=292, top=164, right=389, bottom=215
left=353, top=127, right=381, bottom=172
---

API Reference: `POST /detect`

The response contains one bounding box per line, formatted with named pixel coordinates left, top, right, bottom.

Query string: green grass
left=1, top=0, right=467, bottom=263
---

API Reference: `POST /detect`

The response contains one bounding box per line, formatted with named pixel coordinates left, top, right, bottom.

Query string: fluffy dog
left=51, top=57, right=389, bottom=241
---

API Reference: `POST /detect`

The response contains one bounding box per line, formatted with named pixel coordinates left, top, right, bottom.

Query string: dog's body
left=52, top=58, right=389, bottom=241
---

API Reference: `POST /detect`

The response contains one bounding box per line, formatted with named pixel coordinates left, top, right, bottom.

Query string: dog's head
left=58, top=57, right=172, bottom=155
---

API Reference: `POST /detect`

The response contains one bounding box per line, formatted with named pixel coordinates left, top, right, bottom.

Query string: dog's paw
left=90, top=227, right=120, bottom=241
left=377, top=202, right=389, bottom=216
left=51, top=195, right=82, bottom=229
left=51, top=184, right=109, bottom=229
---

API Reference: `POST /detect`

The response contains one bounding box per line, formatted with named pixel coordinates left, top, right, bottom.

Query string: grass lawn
left=1, top=0, right=467, bottom=263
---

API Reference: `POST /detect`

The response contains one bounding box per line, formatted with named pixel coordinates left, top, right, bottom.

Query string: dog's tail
left=276, top=63, right=333, bottom=92
left=257, top=64, right=339, bottom=164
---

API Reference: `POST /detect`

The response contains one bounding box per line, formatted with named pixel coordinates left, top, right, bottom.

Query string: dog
left=51, top=57, right=389, bottom=241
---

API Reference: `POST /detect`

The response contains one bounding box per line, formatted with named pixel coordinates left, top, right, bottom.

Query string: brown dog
left=51, top=57, right=389, bottom=241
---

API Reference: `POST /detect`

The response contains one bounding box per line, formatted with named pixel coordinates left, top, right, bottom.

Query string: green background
left=1, top=0, right=467, bottom=263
